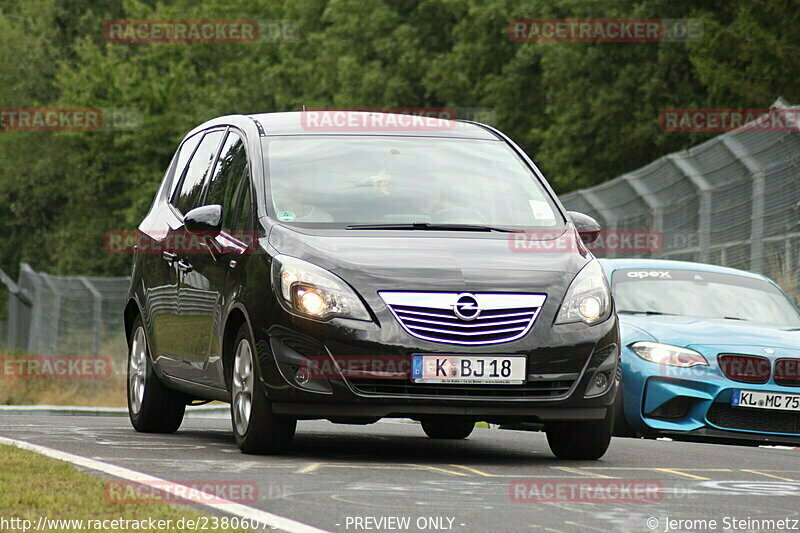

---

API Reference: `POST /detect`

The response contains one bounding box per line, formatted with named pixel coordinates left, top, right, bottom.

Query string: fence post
left=624, top=175, right=663, bottom=257
left=79, top=277, right=103, bottom=357
left=0, top=267, right=33, bottom=351
left=40, top=276, right=62, bottom=355
left=578, top=190, right=617, bottom=255
left=722, top=136, right=767, bottom=273
left=23, top=265, right=45, bottom=355
left=671, top=155, right=712, bottom=263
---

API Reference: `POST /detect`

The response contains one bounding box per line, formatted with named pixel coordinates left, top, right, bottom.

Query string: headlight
left=631, top=342, right=708, bottom=367
left=272, top=255, right=370, bottom=321
left=555, top=260, right=611, bottom=325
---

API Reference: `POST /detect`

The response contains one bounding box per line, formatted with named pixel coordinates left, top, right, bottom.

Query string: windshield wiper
left=345, top=222, right=522, bottom=233
left=618, top=310, right=678, bottom=316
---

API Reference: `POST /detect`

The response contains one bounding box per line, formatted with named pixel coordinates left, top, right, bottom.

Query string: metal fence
left=1, top=263, right=129, bottom=359
left=560, top=106, right=800, bottom=302
left=1, top=108, right=799, bottom=358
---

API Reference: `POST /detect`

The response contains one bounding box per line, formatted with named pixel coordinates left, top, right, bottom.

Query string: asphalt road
left=2, top=413, right=800, bottom=533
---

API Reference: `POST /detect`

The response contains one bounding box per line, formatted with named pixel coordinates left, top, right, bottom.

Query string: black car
left=124, top=111, right=620, bottom=460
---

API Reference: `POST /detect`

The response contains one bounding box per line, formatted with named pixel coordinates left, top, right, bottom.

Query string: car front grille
left=718, top=354, right=771, bottom=384
left=350, top=377, right=576, bottom=399
left=379, top=292, right=546, bottom=345
left=707, top=402, right=800, bottom=434
left=774, top=358, right=800, bottom=387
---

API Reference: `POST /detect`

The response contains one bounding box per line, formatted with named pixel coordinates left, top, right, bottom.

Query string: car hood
left=619, top=314, right=800, bottom=351
left=267, top=224, right=589, bottom=293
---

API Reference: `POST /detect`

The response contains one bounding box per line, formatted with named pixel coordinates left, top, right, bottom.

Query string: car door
left=141, top=132, right=202, bottom=367
left=177, top=128, right=251, bottom=389
left=161, top=128, right=225, bottom=380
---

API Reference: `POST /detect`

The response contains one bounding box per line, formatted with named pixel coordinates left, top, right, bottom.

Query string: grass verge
left=0, top=444, right=249, bottom=532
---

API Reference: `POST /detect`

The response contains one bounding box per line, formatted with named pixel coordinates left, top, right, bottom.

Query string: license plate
left=411, top=355, right=526, bottom=384
left=732, top=390, right=800, bottom=411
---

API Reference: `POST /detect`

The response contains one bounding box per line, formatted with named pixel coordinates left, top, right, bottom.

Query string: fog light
left=594, top=372, right=609, bottom=391
left=295, top=367, right=311, bottom=385
left=298, top=289, right=326, bottom=316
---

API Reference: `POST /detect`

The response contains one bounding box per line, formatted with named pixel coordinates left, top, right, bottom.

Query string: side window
left=173, top=129, right=224, bottom=214
left=168, top=133, right=202, bottom=198
left=204, top=132, right=247, bottom=228
left=231, top=169, right=252, bottom=233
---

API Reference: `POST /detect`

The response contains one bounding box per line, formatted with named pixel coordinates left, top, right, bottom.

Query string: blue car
left=600, top=258, right=800, bottom=445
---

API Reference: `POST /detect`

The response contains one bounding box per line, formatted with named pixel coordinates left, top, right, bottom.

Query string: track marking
left=582, top=467, right=732, bottom=471
left=553, top=467, right=617, bottom=479
left=297, top=462, right=322, bottom=474
left=407, top=464, right=470, bottom=476
left=0, top=436, right=329, bottom=533
left=741, top=469, right=796, bottom=482
left=448, top=465, right=516, bottom=477
left=653, top=468, right=709, bottom=480
left=564, top=521, right=607, bottom=531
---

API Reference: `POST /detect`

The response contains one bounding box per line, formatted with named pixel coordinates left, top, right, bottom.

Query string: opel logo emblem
left=764, top=348, right=776, bottom=355
left=453, top=293, right=481, bottom=321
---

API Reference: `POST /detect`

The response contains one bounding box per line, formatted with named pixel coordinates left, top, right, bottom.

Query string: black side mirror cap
left=567, top=211, right=601, bottom=245
left=184, top=204, right=222, bottom=236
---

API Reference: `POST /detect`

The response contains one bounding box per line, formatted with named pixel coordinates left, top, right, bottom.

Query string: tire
left=612, top=390, right=637, bottom=438
left=230, top=324, right=296, bottom=454
left=421, top=417, right=474, bottom=439
left=127, top=316, right=186, bottom=433
left=545, top=407, right=614, bottom=460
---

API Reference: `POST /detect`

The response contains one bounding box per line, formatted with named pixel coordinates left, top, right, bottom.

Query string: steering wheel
left=432, top=206, right=488, bottom=225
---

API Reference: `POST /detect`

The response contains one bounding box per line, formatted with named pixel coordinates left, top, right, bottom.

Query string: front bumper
left=621, top=345, right=800, bottom=442
left=252, top=301, right=620, bottom=423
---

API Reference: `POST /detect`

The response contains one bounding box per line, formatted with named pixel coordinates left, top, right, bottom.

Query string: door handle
left=162, top=251, right=177, bottom=264
left=177, top=259, right=193, bottom=273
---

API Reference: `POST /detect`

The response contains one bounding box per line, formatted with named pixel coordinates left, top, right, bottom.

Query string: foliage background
left=0, top=0, right=797, bottom=278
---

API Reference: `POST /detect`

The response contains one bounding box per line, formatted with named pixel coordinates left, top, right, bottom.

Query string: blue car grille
left=775, top=358, right=800, bottom=387
left=707, top=402, right=800, bottom=435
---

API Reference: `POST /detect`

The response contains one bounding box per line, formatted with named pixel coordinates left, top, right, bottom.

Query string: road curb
left=0, top=405, right=229, bottom=418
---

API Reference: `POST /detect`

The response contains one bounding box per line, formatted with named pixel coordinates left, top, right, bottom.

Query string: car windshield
left=262, top=136, right=564, bottom=229
left=612, top=268, right=800, bottom=327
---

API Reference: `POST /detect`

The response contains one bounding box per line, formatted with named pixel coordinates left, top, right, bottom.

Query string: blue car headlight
left=631, top=342, right=708, bottom=368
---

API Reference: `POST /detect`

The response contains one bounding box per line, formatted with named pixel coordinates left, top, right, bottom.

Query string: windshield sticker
left=626, top=270, right=673, bottom=279
left=529, top=200, right=555, bottom=220
left=612, top=269, right=780, bottom=294
left=277, top=210, right=296, bottom=222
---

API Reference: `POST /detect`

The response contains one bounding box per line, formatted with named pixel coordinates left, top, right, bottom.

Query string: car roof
left=598, top=258, right=770, bottom=282
left=242, top=111, right=500, bottom=139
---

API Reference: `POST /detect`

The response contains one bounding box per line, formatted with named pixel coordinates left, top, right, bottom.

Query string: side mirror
left=184, top=204, right=222, bottom=236
left=567, top=211, right=601, bottom=245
